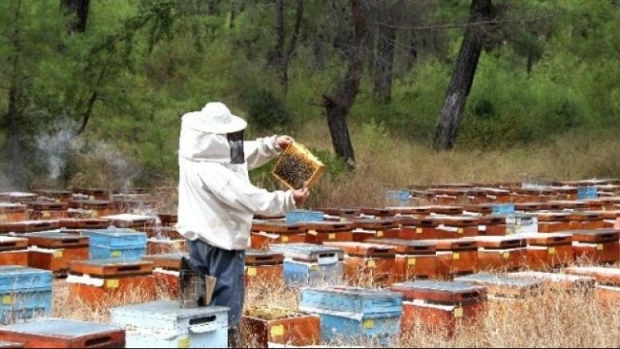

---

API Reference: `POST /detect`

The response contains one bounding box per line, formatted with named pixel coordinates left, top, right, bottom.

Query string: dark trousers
left=187, top=239, right=246, bottom=331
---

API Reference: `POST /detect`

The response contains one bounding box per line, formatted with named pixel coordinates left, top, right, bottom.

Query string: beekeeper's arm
left=203, top=165, right=296, bottom=216
left=244, top=135, right=283, bottom=171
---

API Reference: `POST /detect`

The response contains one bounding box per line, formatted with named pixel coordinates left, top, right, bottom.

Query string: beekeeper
left=176, top=101, right=309, bottom=347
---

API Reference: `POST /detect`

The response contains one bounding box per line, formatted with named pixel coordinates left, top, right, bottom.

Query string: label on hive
left=454, top=307, right=463, bottom=318
left=328, top=233, right=336, bottom=240
left=281, top=236, right=289, bottom=242
left=549, top=247, right=556, bottom=255
left=54, top=250, right=63, bottom=258
left=43, top=212, right=51, bottom=218
left=416, top=228, right=423, bottom=234
left=597, top=244, right=604, bottom=251
left=453, top=253, right=460, bottom=260
left=408, top=258, right=416, bottom=266
left=111, top=250, right=122, bottom=257
left=177, top=335, right=191, bottom=348
left=271, top=325, right=284, bottom=337
left=247, top=267, right=257, bottom=276
left=308, top=230, right=318, bottom=236
left=106, top=279, right=119, bottom=288
left=363, top=319, right=375, bottom=329
left=310, top=264, right=320, bottom=271
left=458, top=228, right=464, bottom=234
left=367, top=259, right=376, bottom=268
left=502, top=252, right=510, bottom=259
left=2, top=295, right=12, bottom=305
left=376, top=230, right=384, bottom=237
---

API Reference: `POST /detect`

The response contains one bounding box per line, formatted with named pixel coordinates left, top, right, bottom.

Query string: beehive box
left=0, top=318, right=125, bottom=348
left=70, top=188, right=109, bottom=201
left=58, top=218, right=109, bottom=230
left=424, top=239, right=479, bottom=278
left=269, top=243, right=344, bottom=287
left=24, top=231, right=89, bottom=276
left=251, top=220, right=306, bottom=249
left=0, top=220, right=60, bottom=235
left=0, top=340, right=22, bottom=348
left=147, top=238, right=187, bottom=255
left=431, top=216, right=479, bottom=238
left=476, top=216, right=508, bottom=236
left=272, top=142, right=325, bottom=191
left=428, top=206, right=464, bottom=215
left=157, top=213, right=178, bottom=227
left=566, top=212, right=604, bottom=230
left=398, top=217, right=440, bottom=240
left=67, top=259, right=156, bottom=307
left=110, top=194, right=155, bottom=213
left=26, top=201, right=69, bottom=220
left=101, top=213, right=157, bottom=230
left=0, top=237, right=29, bottom=267
left=317, top=208, right=361, bottom=221
left=242, top=306, right=320, bottom=347
left=141, top=252, right=186, bottom=299
left=508, top=271, right=596, bottom=293
left=513, top=232, right=575, bottom=270
left=80, top=228, right=147, bottom=261
left=0, top=204, right=28, bottom=223
left=301, top=222, right=354, bottom=244
left=564, top=266, right=620, bottom=286
left=67, top=200, right=115, bottom=218
left=454, top=273, right=543, bottom=299
left=0, top=266, right=53, bottom=325
left=110, top=301, right=228, bottom=348
left=245, top=250, right=284, bottom=288
left=536, top=212, right=571, bottom=233
left=391, top=280, right=487, bottom=336
left=322, top=242, right=395, bottom=287
left=364, top=239, right=437, bottom=282
left=464, top=236, right=527, bottom=272
left=33, top=190, right=73, bottom=204
left=563, top=229, right=620, bottom=264
left=298, top=286, right=403, bottom=346
left=348, top=218, right=401, bottom=242
left=0, top=193, right=38, bottom=205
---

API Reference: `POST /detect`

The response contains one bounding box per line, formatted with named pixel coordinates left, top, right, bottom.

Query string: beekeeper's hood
left=178, top=102, right=248, bottom=164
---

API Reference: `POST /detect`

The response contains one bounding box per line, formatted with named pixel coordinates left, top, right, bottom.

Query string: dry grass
left=36, top=128, right=620, bottom=347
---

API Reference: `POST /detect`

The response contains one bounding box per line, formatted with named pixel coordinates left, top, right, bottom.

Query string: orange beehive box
left=27, top=201, right=69, bottom=220
left=0, top=236, right=29, bottom=267
left=24, top=231, right=89, bottom=276
left=365, top=238, right=437, bottom=282
left=157, top=213, right=178, bottom=227
left=477, top=216, right=507, bottom=236
left=0, top=220, right=60, bottom=235
left=0, top=192, right=38, bottom=204
left=422, top=239, right=479, bottom=278
left=508, top=271, right=596, bottom=292
left=322, top=241, right=395, bottom=286
left=58, top=218, right=109, bottom=230
left=300, top=221, right=354, bottom=244
left=250, top=220, right=306, bottom=249
left=0, top=204, right=28, bottom=223
left=242, top=307, right=320, bottom=347
left=398, top=217, right=440, bottom=240
left=245, top=250, right=284, bottom=288
left=563, top=229, right=620, bottom=264
left=564, top=266, right=620, bottom=286
left=391, top=280, right=487, bottom=337
left=536, top=212, right=571, bottom=233
left=70, top=188, right=109, bottom=201
left=348, top=218, right=401, bottom=242
left=101, top=213, right=157, bottom=230
left=431, top=216, right=479, bottom=239
left=67, top=199, right=116, bottom=218
left=566, top=212, right=605, bottom=230
left=141, top=252, right=185, bottom=299
left=33, top=189, right=73, bottom=204
left=67, top=259, right=156, bottom=307
left=428, top=206, right=464, bottom=216
left=465, top=236, right=527, bottom=272
left=514, top=232, right=574, bottom=270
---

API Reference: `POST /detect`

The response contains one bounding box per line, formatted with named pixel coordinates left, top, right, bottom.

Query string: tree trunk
left=279, top=0, right=304, bottom=95
left=6, top=0, right=25, bottom=189
left=433, top=0, right=494, bottom=151
left=274, top=0, right=285, bottom=68
left=61, top=0, right=90, bottom=33
left=406, top=31, right=418, bottom=72
left=372, top=23, right=396, bottom=103
left=323, top=0, right=369, bottom=169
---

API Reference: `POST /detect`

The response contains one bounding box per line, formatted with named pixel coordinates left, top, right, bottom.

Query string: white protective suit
left=176, top=112, right=297, bottom=251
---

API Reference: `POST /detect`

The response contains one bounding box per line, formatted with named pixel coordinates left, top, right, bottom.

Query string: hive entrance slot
left=116, top=266, right=141, bottom=272
left=189, top=315, right=216, bottom=325
left=62, top=239, right=80, bottom=244
left=84, top=336, right=112, bottom=348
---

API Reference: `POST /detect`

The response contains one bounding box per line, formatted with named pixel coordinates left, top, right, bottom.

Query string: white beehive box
left=109, top=300, right=229, bottom=348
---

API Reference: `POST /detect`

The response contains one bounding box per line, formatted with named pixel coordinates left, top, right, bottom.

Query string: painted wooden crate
left=33, top=190, right=73, bottom=204
left=0, top=266, right=53, bottom=325
left=364, top=239, right=437, bottom=282
left=398, top=217, right=440, bottom=240
left=80, top=228, right=147, bottom=261
left=245, top=250, right=284, bottom=288
left=141, top=252, right=186, bottom=299
left=67, top=200, right=116, bottom=218
left=269, top=243, right=344, bottom=287
left=251, top=220, right=306, bottom=249
left=562, top=229, right=620, bottom=264
left=242, top=307, right=320, bottom=347
left=421, top=239, right=478, bottom=278
left=464, top=236, right=527, bottom=272
left=110, top=300, right=229, bottom=348
left=0, top=220, right=60, bottom=235
left=391, top=280, right=487, bottom=337
left=0, top=237, right=29, bottom=267
left=101, top=213, right=157, bottom=230
left=67, top=259, right=156, bottom=307
left=58, top=218, right=109, bottom=230
left=477, top=216, right=508, bottom=236
left=24, top=231, right=89, bottom=276
left=298, top=286, right=403, bottom=345
left=0, top=318, right=125, bottom=348
left=322, top=242, right=396, bottom=286
left=26, top=201, right=69, bottom=220
left=348, top=218, right=401, bottom=242
left=430, top=216, right=479, bottom=239
left=507, top=271, right=596, bottom=293
left=301, top=222, right=355, bottom=244
left=0, top=204, right=28, bottom=224
left=513, top=233, right=575, bottom=270
left=564, top=266, right=620, bottom=286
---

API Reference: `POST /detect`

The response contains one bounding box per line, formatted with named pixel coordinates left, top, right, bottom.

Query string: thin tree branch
left=372, top=13, right=554, bottom=32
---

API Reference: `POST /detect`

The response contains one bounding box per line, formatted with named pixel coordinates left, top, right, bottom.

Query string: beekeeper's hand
left=276, top=135, right=294, bottom=150
left=293, top=188, right=310, bottom=207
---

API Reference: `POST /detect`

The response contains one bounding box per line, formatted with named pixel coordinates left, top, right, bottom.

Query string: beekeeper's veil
left=178, top=102, right=248, bottom=167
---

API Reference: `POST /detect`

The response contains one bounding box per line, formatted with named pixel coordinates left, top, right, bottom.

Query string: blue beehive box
left=299, top=286, right=403, bottom=345
left=285, top=210, right=324, bottom=224
left=81, top=228, right=147, bottom=261
left=387, top=190, right=410, bottom=207
left=0, top=266, right=53, bottom=324
left=491, top=203, right=515, bottom=215
left=577, top=186, right=597, bottom=200
left=270, top=243, right=344, bottom=287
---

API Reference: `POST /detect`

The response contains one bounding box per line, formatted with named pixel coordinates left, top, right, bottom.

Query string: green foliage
left=244, top=88, right=292, bottom=133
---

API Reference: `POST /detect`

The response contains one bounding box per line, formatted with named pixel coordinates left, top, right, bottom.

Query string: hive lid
left=391, top=280, right=487, bottom=304
left=0, top=318, right=121, bottom=337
